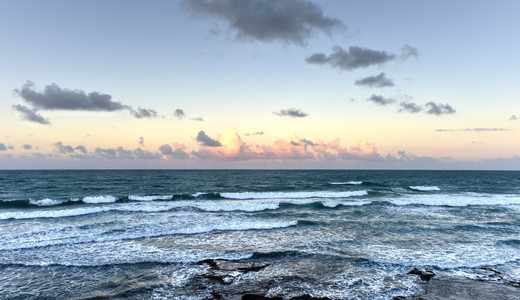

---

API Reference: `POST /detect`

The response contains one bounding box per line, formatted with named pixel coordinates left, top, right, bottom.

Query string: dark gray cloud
left=245, top=131, right=264, bottom=136
left=355, top=73, right=395, bottom=88
left=183, top=0, right=344, bottom=45
left=158, top=144, right=190, bottom=160
left=425, top=102, right=456, bottom=115
left=367, top=95, right=396, bottom=106
left=53, top=142, right=75, bottom=154
left=139, top=137, right=144, bottom=147
left=14, top=81, right=158, bottom=121
left=399, top=102, right=423, bottom=113
left=306, top=46, right=397, bottom=70
left=0, top=143, right=6, bottom=151
left=12, top=104, right=50, bottom=125
left=196, top=131, right=222, bottom=147
left=509, top=115, right=518, bottom=121
left=174, top=109, right=186, bottom=119
left=23, top=144, right=33, bottom=150
left=75, top=145, right=87, bottom=154
left=400, top=44, right=419, bottom=59
left=273, top=108, right=308, bottom=118
left=15, top=81, right=125, bottom=111
left=129, top=107, right=158, bottom=119
left=192, top=117, right=204, bottom=121
left=8, top=145, right=14, bottom=150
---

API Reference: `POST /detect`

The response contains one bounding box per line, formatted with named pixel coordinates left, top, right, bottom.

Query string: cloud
left=75, top=145, right=87, bottom=154
left=464, top=128, right=510, bottom=132
left=273, top=108, right=308, bottom=118
left=436, top=128, right=510, bottom=133
left=0, top=143, right=6, bottom=151
left=196, top=131, right=222, bottom=147
left=23, top=144, right=33, bottom=150
left=139, top=137, right=144, bottom=147
left=129, top=107, right=158, bottom=119
left=12, top=104, right=50, bottom=125
left=94, top=147, right=134, bottom=160
left=424, top=102, right=456, bottom=115
left=15, top=81, right=125, bottom=111
left=53, top=141, right=75, bottom=154
left=174, top=109, right=186, bottom=119
left=367, top=95, right=396, bottom=106
left=509, top=115, right=518, bottom=121
left=306, top=46, right=399, bottom=70
left=192, top=117, right=204, bottom=121
left=133, top=148, right=161, bottom=160
left=245, top=131, right=264, bottom=136
left=355, top=73, right=395, bottom=88
left=183, top=0, right=344, bottom=45
left=14, top=81, right=158, bottom=121
left=398, top=102, right=423, bottom=113
left=158, top=143, right=190, bottom=160
left=400, top=44, right=419, bottom=59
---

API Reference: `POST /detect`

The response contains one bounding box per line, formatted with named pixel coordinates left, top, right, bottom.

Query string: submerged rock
left=408, top=268, right=436, bottom=281
left=197, top=259, right=270, bottom=285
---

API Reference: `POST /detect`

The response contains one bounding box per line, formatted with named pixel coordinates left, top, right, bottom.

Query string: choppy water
left=0, top=170, right=519, bottom=299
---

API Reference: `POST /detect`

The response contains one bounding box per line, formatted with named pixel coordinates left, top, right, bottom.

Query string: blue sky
left=1, top=0, right=519, bottom=169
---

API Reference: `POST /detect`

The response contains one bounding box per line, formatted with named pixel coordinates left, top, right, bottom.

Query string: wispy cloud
left=12, top=104, right=50, bottom=125
left=355, top=73, right=395, bottom=88
left=138, top=137, right=144, bottom=147
left=183, top=0, right=344, bottom=45
left=245, top=131, right=264, bottom=136
left=192, top=117, right=204, bottom=121
left=436, top=128, right=511, bottom=132
left=509, top=115, right=518, bottom=121
left=23, top=144, right=33, bottom=150
left=129, top=107, right=158, bottom=119
left=273, top=108, right=308, bottom=118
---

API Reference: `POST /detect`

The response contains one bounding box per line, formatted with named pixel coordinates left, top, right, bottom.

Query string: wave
left=219, top=190, right=368, bottom=200
left=330, top=181, right=363, bottom=185
left=408, top=186, right=441, bottom=191
left=128, top=195, right=173, bottom=201
left=82, top=195, right=118, bottom=204
left=0, top=220, right=298, bottom=251
left=29, top=198, right=69, bottom=206
left=390, top=193, right=520, bottom=207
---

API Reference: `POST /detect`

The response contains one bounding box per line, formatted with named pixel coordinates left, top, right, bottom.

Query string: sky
left=1, top=0, right=519, bottom=169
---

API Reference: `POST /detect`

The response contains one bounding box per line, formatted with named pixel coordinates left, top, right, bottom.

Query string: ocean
left=0, top=170, right=519, bottom=299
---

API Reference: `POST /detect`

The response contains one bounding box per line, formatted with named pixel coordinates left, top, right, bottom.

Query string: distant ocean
left=0, top=170, right=519, bottom=299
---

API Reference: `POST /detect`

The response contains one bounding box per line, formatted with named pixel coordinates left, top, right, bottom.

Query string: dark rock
left=242, top=294, right=283, bottom=300
left=420, top=276, right=520, bottom=299
left=408, top=268, right=435, bottom=281
left=290, top=295, right=331, bottom=300
left=210, top=291, right=225, bottom=300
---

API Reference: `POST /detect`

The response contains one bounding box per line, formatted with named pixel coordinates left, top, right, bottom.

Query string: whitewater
left=0, top=170, right=519, bottom=299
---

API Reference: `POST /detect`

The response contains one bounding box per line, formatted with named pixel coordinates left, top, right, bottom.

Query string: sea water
left=0, top=170, right=519, bottom=299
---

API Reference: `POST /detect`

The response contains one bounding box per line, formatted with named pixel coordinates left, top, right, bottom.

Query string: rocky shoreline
left=195, top=259, right=520, bottom=300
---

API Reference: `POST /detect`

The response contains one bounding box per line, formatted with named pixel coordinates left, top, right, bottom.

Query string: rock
left=242, top=294, right=283, bottom=300
left=420, top=276, right=520, bottom=299
left=290, top=295, right=331, bottom=300
left=408, top=268, right=436, bottom=281
left=198, top=259, right=270, bottom=285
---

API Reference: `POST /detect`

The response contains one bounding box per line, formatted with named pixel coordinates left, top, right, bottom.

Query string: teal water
left=0, top=170, right=519, bottom=299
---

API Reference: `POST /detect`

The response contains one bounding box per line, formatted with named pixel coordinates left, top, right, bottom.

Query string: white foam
left=192, top=192, right=205, bottom=197
left=0, top=206, right=109, bottom=220
left=82, top=195, right=118, bottom=204
left=390, top=193, right=520, bottom=207
left=128, top=195, right=173, bottom=201
left=220, top=190, right=368, bottom=200
left=29, top=198, right=66, bottom=206
left=409, top=186, right=441, bottom=191
left=330, top=181, right=363, bottom=185
left=322, top=200, right=370, bottom=208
